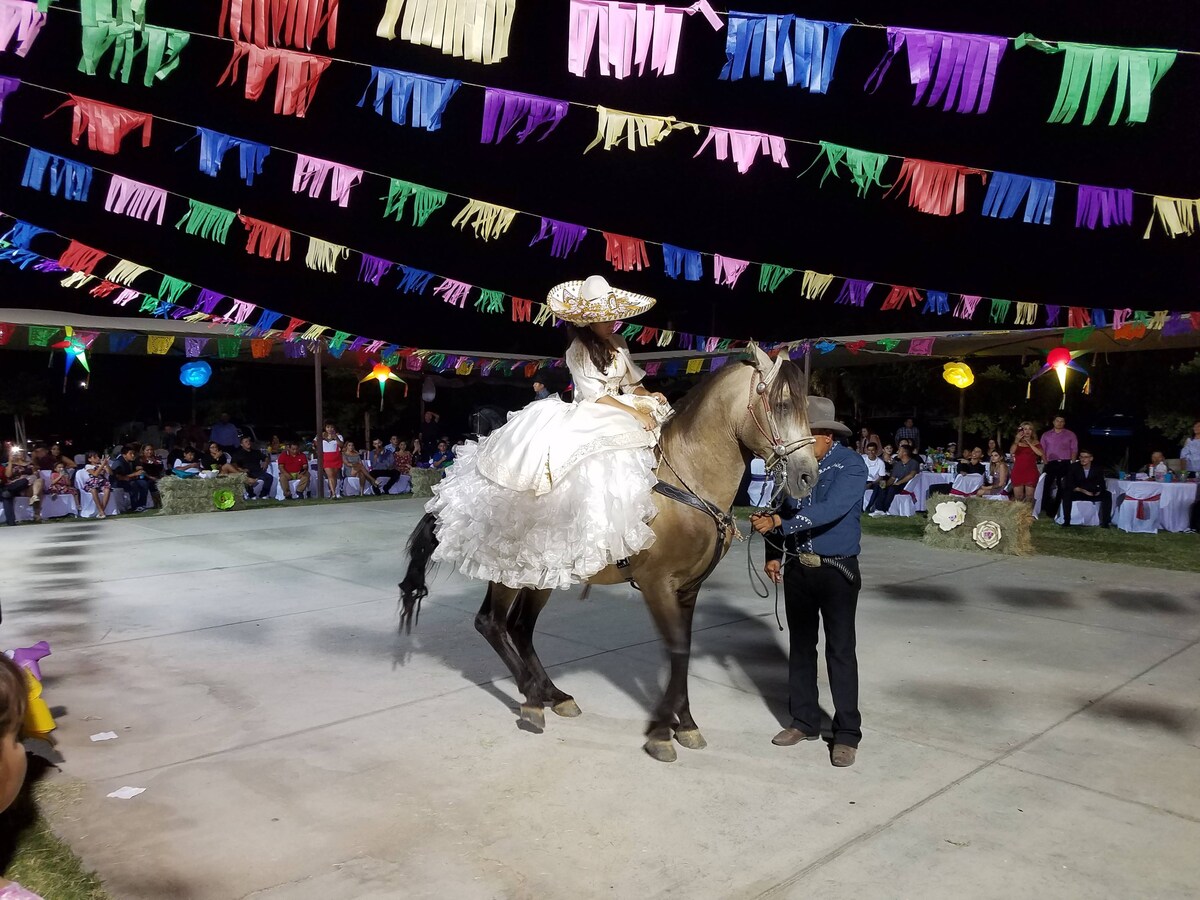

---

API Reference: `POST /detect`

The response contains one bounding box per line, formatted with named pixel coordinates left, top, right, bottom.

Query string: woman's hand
left=650, top=391, right=668, bottom=406
left=635, top=410, right=657, bottom=432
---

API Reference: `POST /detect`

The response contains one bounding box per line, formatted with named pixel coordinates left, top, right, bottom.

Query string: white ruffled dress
left=427, top=337, right=668, bottom=590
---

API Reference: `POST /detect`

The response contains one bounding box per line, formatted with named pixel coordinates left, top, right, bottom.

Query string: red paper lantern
left=1046, top=346, right=1071, bottom=369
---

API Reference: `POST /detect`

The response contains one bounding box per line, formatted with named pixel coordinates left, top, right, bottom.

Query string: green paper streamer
left=1064, top=327, right=1094, bottom=344
left=78, top=0, right=190, bottom=88
left=382, top=351, right=400, bottom=366
left=231, top=324, right=250, bottom=337
left=28, top=325, right=59, bottom=347
left=620, top=323, right=643, bottom=340
left=989, top=298, right=1012, bottom=323
left=1016, top=34, right=1176, bottom=125
left=716, top=339, right=732, bottom=352
left=139, top=295, right=159, bottom=313
left=217, top=338, right=241, bottom=358
left=176, top=200, right=236, bottom=244
left=1131, top=310, right=1151, bottom=324
left=758, top=264, right=795, bottom=293
left=474, top=289, right=505, bottom=314
left=427, top=353, right=446, bottom=368
left=814, top=142, right=891, bottom=197
left=158, top=275, right=191, bottom=305
left=329, top=331, right=351, bottom=350
left=875, top=338, right=900, bottom=352
left=382, top=179, right=447, bottom=227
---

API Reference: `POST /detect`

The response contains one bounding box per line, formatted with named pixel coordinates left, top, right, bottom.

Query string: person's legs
left=98, top=486, right=110, bottom=516
left=258, top=470, right=274, bottom=499
left=128, top=479, right=149, bottom=509
left=0, top=479, right=26, bottom=525
left=1061, top=492, right=1074, bottom=525
left=872, top=485, right=897, bottom=513
left=294, top=468, right=309, bottom=496
left=1098, top=490, right=1113, bottom=528
left=783, top=563, right=822, bottom=735
left=324, top=467, right=338, bottom=497
left=818, top=562, right=862, bottom=748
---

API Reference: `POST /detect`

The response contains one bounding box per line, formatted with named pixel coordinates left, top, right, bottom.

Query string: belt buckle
left=798, top=552, right=821, bottom=568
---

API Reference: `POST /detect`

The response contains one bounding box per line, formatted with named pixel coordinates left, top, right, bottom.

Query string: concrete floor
left=4, top=499, right=1199, bottom=899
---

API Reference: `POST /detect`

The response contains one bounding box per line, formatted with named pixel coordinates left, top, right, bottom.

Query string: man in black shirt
left=110, top=446, right=150, bottom=511
left=231, top=436, right=274, bottom=500
left=1062, top=449, right=1112, bottom=528
left=927, top=446, right=987, bottom=502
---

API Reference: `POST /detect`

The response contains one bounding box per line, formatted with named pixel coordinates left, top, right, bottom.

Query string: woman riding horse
left=403, top=276, right=819, bottom=760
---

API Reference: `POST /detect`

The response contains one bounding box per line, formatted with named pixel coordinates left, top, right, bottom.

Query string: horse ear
left=747, top=341, right=772, bottom=373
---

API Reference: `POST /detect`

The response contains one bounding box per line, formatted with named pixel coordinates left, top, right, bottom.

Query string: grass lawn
left=2, top=781, right=108, bottom=899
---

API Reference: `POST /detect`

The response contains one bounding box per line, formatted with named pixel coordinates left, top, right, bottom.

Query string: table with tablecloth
left=1106, top=479, right=1196, bottom=533
left=907, top=472, right=955, bottom=512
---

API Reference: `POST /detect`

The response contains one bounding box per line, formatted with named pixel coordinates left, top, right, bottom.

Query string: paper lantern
left=942, top=361, right=974, bottom=389
left=421, top=377, right=436, bottom=402
left=1030, top=346, right=1088, bottom=408
left=213, top=489, right=235, bottom=510
left=50, top=325, right=91, bottom=390
left=179, top=360, right=213, bottom=388
left=359, top=362, right=406, bottom=410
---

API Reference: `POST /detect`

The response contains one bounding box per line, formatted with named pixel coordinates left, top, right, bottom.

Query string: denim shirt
left=771, top=442, right=866, bottom=557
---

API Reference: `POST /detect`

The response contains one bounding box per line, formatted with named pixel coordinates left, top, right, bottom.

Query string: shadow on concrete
left=1099, top=589, right=1193, bottom=615
left=989, top=586, right=1079, bottom=610
left=692, top=603, right=791, bottom=724
left=890, top=681, right=1002, bottom=713
left=875, top=582, right=963, bottom=605
left=1081, top=697, right=1198, bottom=735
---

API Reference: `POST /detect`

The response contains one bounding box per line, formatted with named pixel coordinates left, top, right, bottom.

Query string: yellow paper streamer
left=800, top=271, right=835, bottom=300
left=685, top=358, right=703, bottom=374
left=376, top=0, right=516, bottom=65
left=584, top=106, right=697, bottom=153
left=1148, top=310, right=1168, bottom=330
left=450, top=200, right=517, bottom=241
left=305, top=237, right=349, bottom=273
left=656, top=329, right=674, bottom=347
left=1143, top=196, right=1200, bottom=239
left=1015, top=302, right=1038, bottom=325
left=146, top=334, right=174, bottom=354
left=106, top=259, right=150, bottom=285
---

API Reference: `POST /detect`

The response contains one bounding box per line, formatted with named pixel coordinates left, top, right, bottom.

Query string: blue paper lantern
left=180, top=360, right=212, bottom=388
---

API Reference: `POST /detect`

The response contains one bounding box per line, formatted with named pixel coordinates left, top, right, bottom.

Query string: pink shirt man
left=1040, top=423, right=1078, bottom=462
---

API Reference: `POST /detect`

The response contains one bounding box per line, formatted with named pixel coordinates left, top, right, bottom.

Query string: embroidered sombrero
left=546, top=275, right=656, bottom=325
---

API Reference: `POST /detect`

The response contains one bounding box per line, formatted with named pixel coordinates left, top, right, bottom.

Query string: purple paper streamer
left=194, top=288, right=224, bottom=314
left=835, top=279, right=873, bottom=307
left=710, top=356, right=729, bottom=370
left=481, top=88, right=568, bottom=144
left=908, top=337, right=935, bottom=355
left=864, top=28, right=1007, bottom=114
left=359, top=254, right=393, bottom=286
left=348, top=336, right=369, bottom=354
left=1075, top=185, right=1134, bottom=229
left=185, top=337, right=209, bottom=358
left=1045, top=305, right=1061, bottom=327
left=108, top=332, right=137, bottom=352
left=283, top=340, right=307, bottom=359
left=1162, top=313, right=1191, bottom=337
left=0, top=77, right=20, bottom=124
left=529, top=218, right=587, bottom=258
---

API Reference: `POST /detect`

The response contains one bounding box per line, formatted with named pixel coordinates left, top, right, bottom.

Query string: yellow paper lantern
left=942, top=361, right=974, bottom=389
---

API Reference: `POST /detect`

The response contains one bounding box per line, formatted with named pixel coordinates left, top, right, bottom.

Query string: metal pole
left=313, top=342, right=324, bottom=498
left=957, top=389, right=965, bottom=455
left=802, top=346, right=811, bottom=396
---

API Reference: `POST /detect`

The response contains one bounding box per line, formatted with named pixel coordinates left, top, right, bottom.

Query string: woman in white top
left=1180, top=420, right=1200, bottom=474
left=428, top=276, right=672, bottom=590
left=318, top=423, right=344, bottom=499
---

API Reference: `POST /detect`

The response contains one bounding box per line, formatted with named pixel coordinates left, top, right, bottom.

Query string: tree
left=0, top=373, right=50, bottom=445
left=1145, top=353, right=1200, bottom=443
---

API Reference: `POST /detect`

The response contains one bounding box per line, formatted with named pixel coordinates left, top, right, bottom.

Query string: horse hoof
left=551, top=699, right=582, bottom=718
left=643, top=739, right=677, bottom=763
left=674, top=728, right=707, bottom=750
left=519, top=704, right=546, bottom=732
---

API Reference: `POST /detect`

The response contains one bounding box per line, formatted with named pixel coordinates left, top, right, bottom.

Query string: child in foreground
left=0, top=655, right=43, bottom=900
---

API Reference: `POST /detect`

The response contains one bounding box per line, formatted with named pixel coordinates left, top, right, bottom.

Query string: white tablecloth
left=907, top=472, right=954, bottom=512
left=1107, top=479, right=1196, bottom=533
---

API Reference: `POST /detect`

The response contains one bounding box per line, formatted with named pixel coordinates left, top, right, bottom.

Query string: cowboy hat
left=806, top=396, right=851, bottom=437
left=546, top=275, right=656, bottom=325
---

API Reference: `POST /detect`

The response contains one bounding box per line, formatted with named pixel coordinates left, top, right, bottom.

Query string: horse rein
left=744, top=364, right=817, bottom=513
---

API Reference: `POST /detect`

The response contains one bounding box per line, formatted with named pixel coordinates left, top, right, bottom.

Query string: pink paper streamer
left=292, top=153, right=363, bottom=207
left=104, top=175, right=167, bottom=225
left=694, top=127, right=788, bottom=174
left=568, top=0, right=722, bottom=79
left=434, top=278, right=472, bottom=308
left=953, top=294, right=982, bottom=319
left=0, top=0, right=47, bottom=57
left=713, top=254, right=749, bottom=287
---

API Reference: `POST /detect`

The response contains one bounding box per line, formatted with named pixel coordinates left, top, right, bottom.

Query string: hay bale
left=923, top=497, right=1034, bottom=556
left=409, top=467, right=443, bottom=499
left=158, top=475, right=250, bottom=515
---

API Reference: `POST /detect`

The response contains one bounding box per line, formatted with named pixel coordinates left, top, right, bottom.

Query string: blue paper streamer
left=21, top=148, right=93, bottom=201
left=980, top=171, right=1055, bottom=225
left=358, top=67, right=461, bottom=131
left=662, top=244, right=703, bottom=281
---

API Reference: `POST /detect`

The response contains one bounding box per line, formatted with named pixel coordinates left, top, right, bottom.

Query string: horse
left=399, top=343, right=818, bottom=762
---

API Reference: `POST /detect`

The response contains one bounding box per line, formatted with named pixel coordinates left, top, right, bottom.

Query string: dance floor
left=6, top=501, right=1199, bottom=899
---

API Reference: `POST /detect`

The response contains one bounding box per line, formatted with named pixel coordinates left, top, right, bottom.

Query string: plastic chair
left=388, top=474, right=412, bottom=494
left=862, top=489, right=874, bottom=511
left=949, top=473, right=983, bottom=497
left=340, top=476, right=362, bottom=497
left=1116, top=485, right=1162, bottom=534
left=74, top=469, right=119, bottom=518
left=1055, top=501, right=1101, bottom=527
left=887, top=489, right=917, bottom=517
left=747, top=458, right=772, bottom=507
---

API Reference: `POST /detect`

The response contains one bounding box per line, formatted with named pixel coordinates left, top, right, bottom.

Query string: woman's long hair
left=566, top=324, right=614, bottom=373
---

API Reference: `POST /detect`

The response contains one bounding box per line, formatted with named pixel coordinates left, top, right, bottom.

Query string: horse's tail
left=399, top=512, right=439, bottom=631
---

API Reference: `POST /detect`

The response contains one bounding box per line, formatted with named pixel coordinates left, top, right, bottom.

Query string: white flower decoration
left=972, top=520, right=1003, bottom=550
left=931, top=500, right=967, bottom=532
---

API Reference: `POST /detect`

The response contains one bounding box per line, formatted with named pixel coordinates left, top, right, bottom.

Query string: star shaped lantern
left=359, top=363, right=406, bottom=410
left=50, top=326, right=91, bottom=390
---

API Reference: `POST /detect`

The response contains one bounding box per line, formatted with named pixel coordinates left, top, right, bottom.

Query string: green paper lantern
left=213, top=489, right=235, bottom=511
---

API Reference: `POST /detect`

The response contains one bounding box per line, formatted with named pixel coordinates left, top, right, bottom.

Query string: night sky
left=0, top=1, right=1197, bottom=364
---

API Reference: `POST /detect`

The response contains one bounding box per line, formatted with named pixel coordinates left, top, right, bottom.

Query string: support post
left=802, top=345, right=811, bottom=397
left=957, top=389, right=965, bottom=455
left=313, top=342, right=324, bottom=498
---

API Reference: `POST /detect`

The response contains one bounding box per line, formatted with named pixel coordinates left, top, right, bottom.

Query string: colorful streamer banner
left=864, top=28, right=1007, bottom=114
left=567, top=0, right=722, bottom=78
left=720, top=12, right=850, bottom=94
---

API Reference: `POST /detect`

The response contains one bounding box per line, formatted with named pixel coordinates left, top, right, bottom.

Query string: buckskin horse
left=399, top=343, right=817, bottom=762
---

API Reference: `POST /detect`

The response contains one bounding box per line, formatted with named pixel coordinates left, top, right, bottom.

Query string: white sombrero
left=546, top=275, right=656, bottom=325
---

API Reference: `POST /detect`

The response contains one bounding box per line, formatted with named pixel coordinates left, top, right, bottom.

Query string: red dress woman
left=1008, top=421, right=1043, bottom=503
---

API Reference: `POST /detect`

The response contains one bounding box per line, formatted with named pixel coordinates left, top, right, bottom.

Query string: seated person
left=29, top=444, right=54, bottom=472
left=862, top=442, right=887, bottom=492
left=974, top=450, right=1010, bottom=497
left=1062, top=449, right=1112, bottom=527
left=430, top=440, right=455, bottom=469
left=35, top=443, right=75, bottom=475
left=393, top=439, right=413, bottom=475
left=342, top=442, right=382, bottom=494
left=879, top=443, right=896, bottom=464
left=47, top=462, right=78, bottom=498
left=410, top=437, right=426, bottom=466
left=868, top=444, right=919, bottom=516
left=230, top=436, right=274, bottom=500
left=365, top=439, right=400, bottom=493
left=1146, top=451, right=1169, bottom=479
left=898, top=439, right=924, bottom=465
left=139, top=444, right=164, bottom=501
left=277, top=442, right=310, bottom=499
left=266, top=435, right=285, bottom=456
left=82, top=451, right=113, bottom=517
left=204, top=442, right=240, bottom=474
left=171, top=447, right=203, bottom=477
left=3, top=449, right=43, bottom=523
left=110, top=446, right=152, bottom=511
left=930, top=447, right=986, bottom=499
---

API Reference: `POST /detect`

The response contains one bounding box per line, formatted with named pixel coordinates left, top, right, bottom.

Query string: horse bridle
left=745, top=363, right=817, bottom=508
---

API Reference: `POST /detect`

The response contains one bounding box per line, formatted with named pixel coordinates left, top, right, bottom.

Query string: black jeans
left=115, top=478, right=149, bottom=510
left=370, top=468, right=400, bottom=492
left=0, top=477, right=30, bottom=525
left=783, top=557, right=862, bottom=747
left=1062, top=489, right=1112, bottom=527
left=1041, top=460, right=1072, bottom=516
